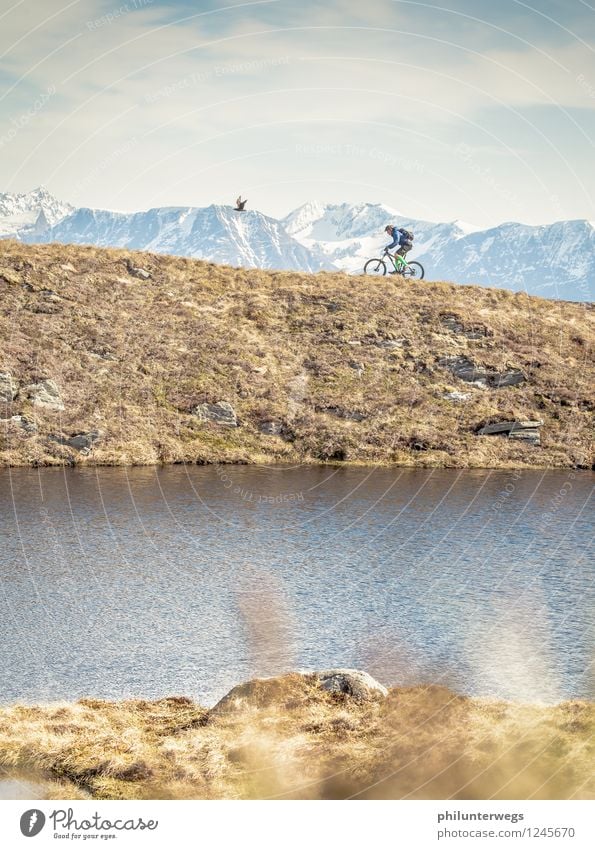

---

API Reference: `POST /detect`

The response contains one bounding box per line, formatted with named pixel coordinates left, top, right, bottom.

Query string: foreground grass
left=0, top=241, right=593, bottom=469
left=0, top=674, right=593, bottom=800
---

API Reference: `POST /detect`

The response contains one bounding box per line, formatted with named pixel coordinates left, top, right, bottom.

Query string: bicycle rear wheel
left=403, top=261, right=424, bottom=279
left=363, top=258, right=387, bottom=276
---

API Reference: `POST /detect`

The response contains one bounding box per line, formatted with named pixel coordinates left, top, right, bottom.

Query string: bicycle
left=363, top=249, right=424, bottom=279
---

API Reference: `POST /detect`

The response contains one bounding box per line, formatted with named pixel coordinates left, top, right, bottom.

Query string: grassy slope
left=0, top=240, right=593, bottom=468
left=0, top=675, right=592, bottom=800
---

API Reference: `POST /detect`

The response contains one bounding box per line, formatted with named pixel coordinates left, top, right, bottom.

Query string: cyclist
left=384, top=225, right=414, bottom=273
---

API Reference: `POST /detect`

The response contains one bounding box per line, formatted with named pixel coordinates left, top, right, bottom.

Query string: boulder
left=477, top=420, right=543, bottom=446
left=21, top=379, right=65, bottom=411
left=0, top=373, right=18, bottom=402
left=49, top=430, right=103, bottom=453
left=212, top=669, right=388, bottom=715
left=438, top=356, right=524, bottom=388
left=193, top=401, right=237, bottom=427
left=126, top=261, right=151, bottom=280
left=316, top=669, right=388, bottom=700
left=0, top=415, right=37, bottom=433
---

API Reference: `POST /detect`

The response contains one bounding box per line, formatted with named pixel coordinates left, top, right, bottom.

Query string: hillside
left=0, top=240, right=593, bottom=469
left=284, top=201, right=595, bottom=301
left=0, top=673, right=593, bottom=800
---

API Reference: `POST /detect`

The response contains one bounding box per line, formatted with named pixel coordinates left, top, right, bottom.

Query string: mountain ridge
left=1, top=189, right=593, bottom=299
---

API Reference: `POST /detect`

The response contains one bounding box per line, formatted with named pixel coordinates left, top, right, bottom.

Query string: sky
left=0, top=0, right=594, bottom=225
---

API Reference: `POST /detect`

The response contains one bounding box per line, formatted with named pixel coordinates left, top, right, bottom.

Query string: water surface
left=0, top=466, right=592, bottom=705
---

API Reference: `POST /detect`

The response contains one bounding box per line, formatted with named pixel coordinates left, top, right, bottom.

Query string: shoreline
left=0, top=672, right=593, bottom=800
left=1, top=457, right=593, bottom=471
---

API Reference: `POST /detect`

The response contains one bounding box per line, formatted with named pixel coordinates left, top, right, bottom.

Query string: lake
left=0, top=466, right=592, bottom=705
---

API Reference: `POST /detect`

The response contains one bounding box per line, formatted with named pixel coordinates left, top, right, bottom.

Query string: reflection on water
left=0, top=465, right=592, bottom=705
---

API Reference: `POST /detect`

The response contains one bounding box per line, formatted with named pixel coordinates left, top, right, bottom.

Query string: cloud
left=0, top=0, right=593, bottom=224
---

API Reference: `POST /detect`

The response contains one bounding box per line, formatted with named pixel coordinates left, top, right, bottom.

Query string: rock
left=0, top=373, right=18, bottom=402
left=126, top=261, right=151, bottom=280
left=212, top=669, right=388, bottom=715
left=49, top=430, right=103, bottom=453
left=21, top=379, right=65, bottom=411
left=443, top=391, right=470, bottom=402
left=259, top=420, right=283, bottom=436
left=252, top=365, right=268, bottom=375
left=477, top=420, right=543, bottom=446
left=438, top=356, right=524, bottom=388
left=508, top=429, right=541, bottom=444
left=493, top=370, right=525, bottom=387
left=60, top=263, right=77, bottom=273
left=440, top=313, right=489, bottom=339
left=376, top=339, right=403, bottom=349
left=348, top=360, right=364, bottom=377
left=316, top=669, right=388, bottom=700
left=192, top=401, right=237, bottom=427
left=0, top=415, right=37, bottom=433
left=477, top=419, right=543, bottom=435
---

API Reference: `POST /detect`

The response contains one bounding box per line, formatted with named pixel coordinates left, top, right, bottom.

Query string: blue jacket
left=385, top=227, right=400, bottom=251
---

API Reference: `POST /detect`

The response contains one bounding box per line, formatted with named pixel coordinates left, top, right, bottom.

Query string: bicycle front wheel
left=363, top=258, right=387, bottom=276
left=403, top=261, right=424, bottom=280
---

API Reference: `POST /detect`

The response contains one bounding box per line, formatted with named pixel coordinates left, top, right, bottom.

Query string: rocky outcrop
left=477, top=420, right=543, bottom=445
left=0, top=415, right=37, bottom=433
left=49, top=430, right=103, bottom=453
left=21, top=379, right=65, bottom=410
left=212, top=669, right=388, bottom=715
left=0, top=372, right=18, bottom=402
left=438, top=355, right=524, bottom=388
left=193, top=401, right=237, bottom=427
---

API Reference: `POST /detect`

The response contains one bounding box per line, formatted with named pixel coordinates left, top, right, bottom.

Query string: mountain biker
left=384, top=225, right=414, bottom=272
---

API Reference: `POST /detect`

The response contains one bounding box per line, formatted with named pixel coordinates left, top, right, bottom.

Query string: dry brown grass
left=0, top=675, right=592, bottom=800
left=0, top=240, right=593, bottom=469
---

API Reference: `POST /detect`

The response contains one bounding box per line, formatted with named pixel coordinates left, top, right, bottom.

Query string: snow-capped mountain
left=5, top=189, right=593, bottom=300
left=283, top=202, right=594, bottom=301
left=23, top=204, right=334, bottom=273
left=0, top=186, right=74, bottom=237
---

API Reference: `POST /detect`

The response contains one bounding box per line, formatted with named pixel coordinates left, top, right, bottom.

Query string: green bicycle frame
left=389, top=252, right=407, bottom=271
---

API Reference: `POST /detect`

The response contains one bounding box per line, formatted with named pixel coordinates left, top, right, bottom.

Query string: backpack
left=399, top=228, right=414, bottom=242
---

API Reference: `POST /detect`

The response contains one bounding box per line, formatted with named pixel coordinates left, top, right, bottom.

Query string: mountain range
left=1, top=188, right=593, bottom=301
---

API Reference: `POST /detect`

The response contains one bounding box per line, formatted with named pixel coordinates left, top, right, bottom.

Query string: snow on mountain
left=0, top=186, right=74, bottom=237
left=7, top=190, right=593, bottom=300
left=23, top=204, right=335, bottom=273
left=283, top=202, right=594, bottom=301
left=283, top=202, right=467, bottom=275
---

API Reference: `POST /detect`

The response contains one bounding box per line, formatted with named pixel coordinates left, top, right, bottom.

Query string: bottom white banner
left=0, top=800, right=592, bottom=849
